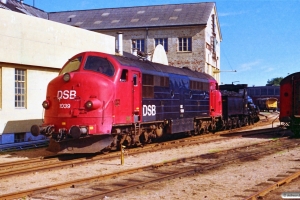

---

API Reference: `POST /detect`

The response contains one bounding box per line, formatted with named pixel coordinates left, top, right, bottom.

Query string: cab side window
left=120, top=69, right=128, bottom=82
left=133, top=74, right=138, bottom=86
left=84, top=56, right=115, bottom=77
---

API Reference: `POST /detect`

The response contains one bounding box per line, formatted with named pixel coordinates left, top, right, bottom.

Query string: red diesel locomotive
left=31, top=51, right=258, bottom=153
left=279, top=72, right=300, bottom=136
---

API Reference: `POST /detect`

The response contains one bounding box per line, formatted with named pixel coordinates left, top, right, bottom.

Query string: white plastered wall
left=205, top=5, right=222, bottom=83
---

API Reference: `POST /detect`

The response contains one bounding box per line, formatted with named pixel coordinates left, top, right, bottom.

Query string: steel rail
left=245, top=169, right=300, bottom=200
left=79, top=137, right=299, bottom=200
left=0, top=136, right=297, bottom=200
left=0, top=127, right=284, bottom=179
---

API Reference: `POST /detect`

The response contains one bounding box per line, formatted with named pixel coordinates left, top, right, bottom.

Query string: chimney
left=117, top=32, right=123, bottom=56
left=1, top=0, right=7, bottom=4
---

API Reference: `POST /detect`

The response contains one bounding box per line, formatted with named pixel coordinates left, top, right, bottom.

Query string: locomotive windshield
left=59, top=56, right=82, bottom=75
left=84, top=56, right=115, bottom=77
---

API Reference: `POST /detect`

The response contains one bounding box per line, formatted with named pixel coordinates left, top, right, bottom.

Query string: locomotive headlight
left=42, top=100, right=50, bottom=109
left=63, top=73, right=71, bottom=82
left=85, top=99, right=102, bottom=110
left=85, top=101, right=93, bottom=109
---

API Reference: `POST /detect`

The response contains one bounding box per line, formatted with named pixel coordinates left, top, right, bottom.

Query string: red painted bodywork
left=279, top=72, right=300, bottom=122
left=209, top=80, right=222, bottom=117
left=279, top=81, right=292, bottom=122
left=43, top=52, right=142, bottom=136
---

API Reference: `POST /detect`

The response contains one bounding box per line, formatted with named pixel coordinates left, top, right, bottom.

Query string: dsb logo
left=143, top=105, right=156, bottom=116
left=57, top=90, right=76, bottom=100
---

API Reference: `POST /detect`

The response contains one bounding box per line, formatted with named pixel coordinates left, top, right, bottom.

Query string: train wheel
left=227, top=119, right=232, bottom=130
left=195, top=125, right=201, bottom=135
left=233, top=118, right=238, bottom=129
left=243, top=117, right=248, bottom=126
left=218, top=120, right=226, bottom=130
left=139, top=131, right=147, bottom=144
left=208, top=122, right=216, bottom=133
left=237, top=120, right=241, bottom=128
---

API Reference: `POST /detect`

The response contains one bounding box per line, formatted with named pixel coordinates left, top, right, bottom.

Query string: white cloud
left=262, top=66, right=275, bottom=72
left=238, top=60, right=261, bottom=72
left=218, top=11, right=246, bottom=17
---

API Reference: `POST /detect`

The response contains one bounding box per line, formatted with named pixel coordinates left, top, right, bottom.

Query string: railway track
left=79, top=137, right=299, bottom=200
left=0, top=111, right=281, bottom=174
left=0, top=126, right=295, bottom=199
left=0, top=125, right=284, bottom=180
left=244, top=169, right=300, bottom=200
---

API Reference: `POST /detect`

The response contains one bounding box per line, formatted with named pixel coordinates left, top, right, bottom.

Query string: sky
left=23, top=0, right=300, bottom=86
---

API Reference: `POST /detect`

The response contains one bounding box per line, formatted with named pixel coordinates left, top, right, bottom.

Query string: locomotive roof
left=112, top=54, right=215, bottom=81
left=280, top=72, right=300, bottom=85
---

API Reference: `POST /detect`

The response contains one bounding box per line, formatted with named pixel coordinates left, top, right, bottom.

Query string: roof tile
left=48, top=2, right=215, bottom=30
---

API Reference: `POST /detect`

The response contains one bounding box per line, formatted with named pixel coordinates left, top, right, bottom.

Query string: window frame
left=15, top=68, right=27, bottom=108
left=178, top=37, right=192, bottom=52
left=132, top=39, right=145, bottom=52
left=155, top=38, right=168, bottom=52
left=83, top=56, right=115, bottom=77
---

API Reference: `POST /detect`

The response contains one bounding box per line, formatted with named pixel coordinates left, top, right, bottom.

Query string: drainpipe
left=117, top=32, right=123, bottom=56
left=145, top=27, right=149, bottom=54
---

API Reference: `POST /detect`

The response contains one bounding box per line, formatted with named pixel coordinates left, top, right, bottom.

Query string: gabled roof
left=0, top=0, right=48, bottom=18
left=48, top=2, right=215, bottom=30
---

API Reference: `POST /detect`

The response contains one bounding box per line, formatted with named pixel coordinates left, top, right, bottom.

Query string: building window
left=155, top=38, right=168, bottom=51
left=15, top=132, right=25, bottom=143
left=178, top=37, right=192, bottom=52
left=132, top=39, right=145, bottom=52
left=15, top=69, right=26, bottom=108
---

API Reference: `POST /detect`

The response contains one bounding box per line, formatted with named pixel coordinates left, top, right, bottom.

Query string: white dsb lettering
left=143, top=105, right=156, bottom=116
left=57, top=90, right=76, bottom=99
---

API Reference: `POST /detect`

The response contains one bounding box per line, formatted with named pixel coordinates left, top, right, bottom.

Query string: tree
left=267, top=77, right=283, bottom=86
